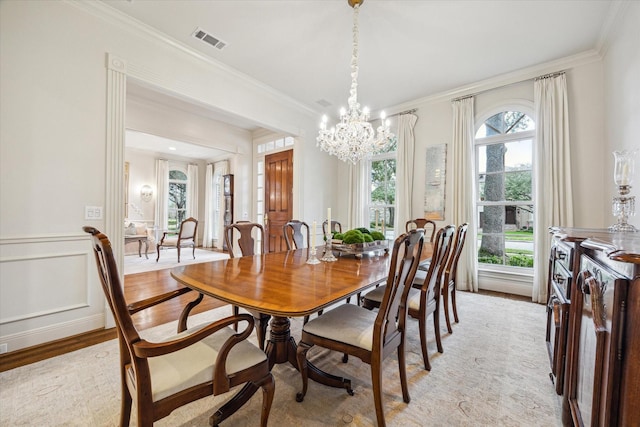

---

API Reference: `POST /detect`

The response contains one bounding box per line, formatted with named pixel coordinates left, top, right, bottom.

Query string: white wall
left=0, top=0, right=330, bottom=352
left=603, top=1, right=640, bottom=230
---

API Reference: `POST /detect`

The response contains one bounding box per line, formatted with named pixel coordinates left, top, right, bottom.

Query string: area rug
left=0, top=292, right=563, bottom=426
left=124, top=248, right=229, bottom=275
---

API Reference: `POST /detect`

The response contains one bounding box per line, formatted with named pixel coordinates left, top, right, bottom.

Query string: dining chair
left=283, top=220, right=324, bottom=324
left=283, top=220, right=310, bottom=250
left=296, top=229, right=425, bottom=427
left=406, top=218, right=436, bottom=242
left=224, top=222, right=270, bottom=350
left=362, top=225, right=455, bottom=371
left=322, top=220, right=342, bottom=237
left=155, top=217, right=198, bottom=262
left=442, top=223, right=469, bottom=333
left=83, top=226, right=274, bottom=427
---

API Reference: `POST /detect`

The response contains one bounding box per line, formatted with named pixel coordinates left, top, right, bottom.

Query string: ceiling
left=103, top=0, right=615, bottom=116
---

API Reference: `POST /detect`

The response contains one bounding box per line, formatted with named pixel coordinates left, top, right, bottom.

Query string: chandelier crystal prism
left=317, top=0, right=395, bottom=164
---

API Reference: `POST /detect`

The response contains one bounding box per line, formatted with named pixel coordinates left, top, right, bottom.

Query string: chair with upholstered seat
left=322, top=220, right=342, bottom=237
left=83, top=226, right=274, bottom=427
left=224, top=222, right=270, bottom=351
left=156, top=217, right=198, bottom=263
left=406, top=218, right=437, bottom=242
left=283, top=220, right=321, bottom=324
left=442, top=223, right=469, bottom=333
left=362, top=225, right=455, bottom=371
left=283, top=220, right=310, bottom=250
left=296, top=229, right=425, bottom=427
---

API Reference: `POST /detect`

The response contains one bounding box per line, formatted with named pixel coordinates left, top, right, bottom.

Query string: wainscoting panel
left=0, top=233, right=105, bottom=352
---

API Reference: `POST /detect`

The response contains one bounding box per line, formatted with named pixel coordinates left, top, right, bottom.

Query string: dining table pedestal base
left=265, top=315, right=354, bottom=396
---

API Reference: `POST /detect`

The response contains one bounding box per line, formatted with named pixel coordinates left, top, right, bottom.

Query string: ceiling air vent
left=192, top=27, right=227, bottom=51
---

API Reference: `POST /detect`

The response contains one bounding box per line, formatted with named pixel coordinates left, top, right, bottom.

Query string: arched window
left=168, top=169, right=188, bottom=231
left=475, top=110, right=535, bottom=269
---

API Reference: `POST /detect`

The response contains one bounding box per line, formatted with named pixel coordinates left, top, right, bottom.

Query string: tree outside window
left=476, top=111, right=535, bottom=268
left=368, top=139, right=397, bottom=238
left=168, top=169, right=187, bottom=231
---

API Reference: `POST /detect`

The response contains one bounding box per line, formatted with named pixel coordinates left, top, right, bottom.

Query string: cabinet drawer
left=552, top=261, right=571, bottom=299
left=552, top=239, right=573, bottom=273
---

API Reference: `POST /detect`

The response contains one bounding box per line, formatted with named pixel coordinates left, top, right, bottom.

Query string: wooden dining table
left=171, top=243, right=433, bottom=410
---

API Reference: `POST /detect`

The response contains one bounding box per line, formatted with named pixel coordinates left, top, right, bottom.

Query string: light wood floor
left=0, top=268, right=227, bottom=372
left=0, top=265, right=528, bottom=373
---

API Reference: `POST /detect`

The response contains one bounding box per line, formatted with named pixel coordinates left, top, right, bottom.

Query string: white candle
left=621, top=162, right=630, bottom=185
left=312, top=221, right=316, bottom=247
left=382, top=219, right=385, bottom=235
left=327, top=208, right=331, bottom=233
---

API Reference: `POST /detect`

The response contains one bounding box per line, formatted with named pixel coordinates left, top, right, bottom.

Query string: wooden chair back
left=445, top=223, right=469, bottom=284
left=283, top=220, right=310, bottom=250
left=84, top=226, right=275, bottom=426
left=406, top=218, right=436, bottom=242
left=322, top=220, right=342, bottom=236
left=224, top=222, right=265, bottom=258
left=376, top=229, right=425, bottom=346
left=419, top=225, right=455, bottom=297
left=441, top=222, right=469, bottom=333
left=407, top=224, right=455, bottom=370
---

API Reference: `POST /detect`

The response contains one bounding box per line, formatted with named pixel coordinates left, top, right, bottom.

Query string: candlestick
left=610, top=150, right=637, bottom=232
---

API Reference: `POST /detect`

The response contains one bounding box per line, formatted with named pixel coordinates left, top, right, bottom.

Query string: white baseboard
left=0, top=313, right=105, bottom=353
left=478, top=269, right=533, bottom=298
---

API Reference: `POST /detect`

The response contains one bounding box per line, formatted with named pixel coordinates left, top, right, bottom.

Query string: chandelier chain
left=316, top=0, right=395, bottom=164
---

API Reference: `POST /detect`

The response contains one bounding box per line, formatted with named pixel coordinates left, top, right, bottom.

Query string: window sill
left=478, top=266, right=533, bottom=297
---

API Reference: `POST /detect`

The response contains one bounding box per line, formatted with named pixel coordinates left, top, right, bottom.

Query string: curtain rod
left=387, top=108, right=418, bottom=118
left=451, top=70, right=566, bottom=102
left=535, top=71, right=566, bottom=81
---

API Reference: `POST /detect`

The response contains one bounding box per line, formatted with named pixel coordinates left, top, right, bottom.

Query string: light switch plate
left=85, top=206, right=103, bottom=220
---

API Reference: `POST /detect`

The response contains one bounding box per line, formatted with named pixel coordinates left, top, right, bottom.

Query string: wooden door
left=264, top=150, right=293, bottom=253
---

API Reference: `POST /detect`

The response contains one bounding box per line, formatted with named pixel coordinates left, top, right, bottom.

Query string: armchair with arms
left=156, top=217, right=198, bottom=263
left=83, top=226, right=274, bottom=427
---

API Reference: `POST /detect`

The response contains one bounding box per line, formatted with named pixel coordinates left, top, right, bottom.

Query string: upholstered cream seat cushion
left=302, top=304, right=377, bottom=351
left=364, top=286, right=427, bottom=313
left=126, top=323, right=267, bottom=402
left=159, top=236, right=194, bottom=247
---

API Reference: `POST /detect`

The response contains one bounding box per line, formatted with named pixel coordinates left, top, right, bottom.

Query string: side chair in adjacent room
left=83, top=226, right=274, bottom=427
left=295, top=229, right=425, bottom=427
left=155, top=217, right=198, bottom=263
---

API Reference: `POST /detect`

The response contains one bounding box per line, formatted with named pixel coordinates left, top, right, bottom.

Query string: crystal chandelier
left=317, top=0, right=394, bottom=164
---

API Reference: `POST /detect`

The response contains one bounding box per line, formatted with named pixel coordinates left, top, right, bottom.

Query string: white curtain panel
left=347, top=160, right=368, bottom=230
left=395, top=113, right=418, bottom=234
left=186, top=164, right=199, bottom=223
left=213, top=160, right=229, bottom=249
left=202, top=163, right=214, bottom=248
left=451, top=97, right=478, bottom=292
left=532, top=73, right=574, bottom=303
left=155, top=159, right=169, bottom=232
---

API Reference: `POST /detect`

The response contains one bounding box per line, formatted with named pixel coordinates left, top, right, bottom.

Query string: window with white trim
left=168, top=169, right=188, bottom=231
left=367, top=139, right=397, bottom=239
left=475, top=111, right=535, bottom=269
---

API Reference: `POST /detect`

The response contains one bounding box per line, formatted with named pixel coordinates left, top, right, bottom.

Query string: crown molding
left=65, top=0, right=318, bottom=118
left=383, top=48, right=603, bottom=115
left=596, top=0, right=632, bottom=58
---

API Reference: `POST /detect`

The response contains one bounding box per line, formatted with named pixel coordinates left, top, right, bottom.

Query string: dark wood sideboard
left=546, top=227, right=640, bottom=427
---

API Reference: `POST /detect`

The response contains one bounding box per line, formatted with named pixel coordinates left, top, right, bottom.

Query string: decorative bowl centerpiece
left=329, top=228, right=389, bottom=258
